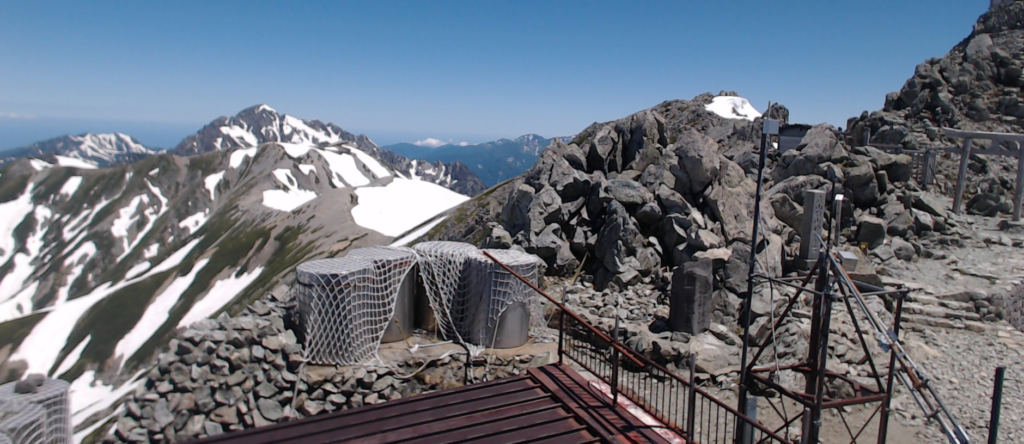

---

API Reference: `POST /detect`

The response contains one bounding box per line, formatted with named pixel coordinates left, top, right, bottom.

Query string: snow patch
left=220, top=125, right=258, bottom=147
left=262, top=169, right=317, bottom=211
left=53, top=241, right=96, bottom=306
left=229, top=147, right=258, bottom=168
left=279, top=142, right=312, bottom=158
left=60, top=176, right=83, bottom=197
left=114, top=259, right=211, bottom=364
left=204, top=171, right=225, bottom=200
left=143, top=243, right=159, bottom=259
left=177, top=266, right=264, bottom=328
left=124, top=262, right=150, bottom=280
left=0, top=182, right=36, bottom=266
left=55, top=156, right=98, bottom=170
left=352, top=178, right=469, bottom=237
left=0, top=206, right=52, bottom=321
left=29, top=159, right=51, bottom=171
left=705, top=96, right=761, bottom=121
left=54, top=336, right=89, bottom=377
left=178, top=210, right=209, bottom=235
left=349, top=147, right=391, bottom=178
left=298, top=164, right=316, bottom=175
left=316, top=150, right=369, bottom=187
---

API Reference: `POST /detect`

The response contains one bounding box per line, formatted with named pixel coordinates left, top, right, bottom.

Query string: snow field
left=351, top=178, right=469, bottom=236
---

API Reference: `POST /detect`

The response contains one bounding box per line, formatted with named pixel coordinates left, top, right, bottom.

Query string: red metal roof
left=188, top=363, right=672, bottom=444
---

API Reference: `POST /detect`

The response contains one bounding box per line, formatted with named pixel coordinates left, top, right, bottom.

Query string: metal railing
left=483, top=251, right=793, bottom=444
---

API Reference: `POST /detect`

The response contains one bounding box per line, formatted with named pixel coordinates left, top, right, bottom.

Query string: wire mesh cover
left=294, top=249, right=416, bottom=365
left=412, top=241, right=477, bottom=343
left=0, top=399, right=46, bottom=444
left=463, top=249, right=542, bottom=349
left=344, top=247, right=418, bottom=343
left=0, top=379, right=69, bottom=444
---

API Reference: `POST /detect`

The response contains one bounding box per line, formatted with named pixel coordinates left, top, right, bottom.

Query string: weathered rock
left=770, top=193, right=803, bottom=230
left=209, top=405, right=239, bottom=425
left=912, top=194, right=948, bottom=219
left=256, top=398, right=285, bottom=422
left=671, top=130, right=721, bottom=196
left=606, top=178, right=652, bottom=207
left=891, top=237, right=917, bottom=261
left=856, top=216, right=888, bottom=249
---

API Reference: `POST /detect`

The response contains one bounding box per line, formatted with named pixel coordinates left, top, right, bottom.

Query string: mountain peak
left=170, top=106, right=373, bottom=156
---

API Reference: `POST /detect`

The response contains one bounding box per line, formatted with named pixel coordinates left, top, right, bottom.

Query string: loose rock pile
left=104, top=296, right=550, bottom=444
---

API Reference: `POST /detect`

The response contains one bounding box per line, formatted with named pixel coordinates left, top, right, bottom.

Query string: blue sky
left=0, top=1, right=987, bottom=149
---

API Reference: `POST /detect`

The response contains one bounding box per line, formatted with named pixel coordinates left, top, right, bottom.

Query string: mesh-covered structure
left=463, top=249, right=542, bottom=349
left=0, top=377, right=70, bottom=444
left=344, top=247, right=418, bottom=343
left=412, top=241, right=477, bottom=342
left=294, top=249, right=417, bottom=365
left=0, top=399, right=46, bottom=444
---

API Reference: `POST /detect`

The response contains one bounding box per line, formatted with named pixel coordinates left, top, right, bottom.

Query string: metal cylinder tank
left=464, top=249, right=541, bottom=349
left=0, top=399, right=46, bottom=444
left=0, top=376, right=70, bottom=444
left=345, top=247, right=418, bottom=343
left=411, top=241, right=478, bottom=338
left=295, top=257, right=377, bottom=365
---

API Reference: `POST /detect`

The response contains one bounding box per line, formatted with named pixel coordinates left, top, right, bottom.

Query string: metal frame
left=483, top=251, right=794, bottom=444
left=942, top=127, right=1024, bottom=221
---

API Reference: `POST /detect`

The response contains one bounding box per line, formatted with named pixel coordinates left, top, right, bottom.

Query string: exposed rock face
left=846, top=1, right=1024, bottom=202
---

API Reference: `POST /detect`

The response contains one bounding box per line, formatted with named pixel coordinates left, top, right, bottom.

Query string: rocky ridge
left=0, top=133, right=156, bottom=168
left=847, top=0, right=1024, bottom=213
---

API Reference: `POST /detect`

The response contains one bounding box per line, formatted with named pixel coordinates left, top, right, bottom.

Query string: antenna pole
left=737, top=104, right=777, bottom=441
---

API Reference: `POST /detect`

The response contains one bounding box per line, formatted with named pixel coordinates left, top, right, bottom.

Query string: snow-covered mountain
left=172, top=105, right=487, bottom=196
left=0, top=140, right=468, bottom=439
left=383, top=134, right=572, bottom=186
left=0, top=133, right=156, bottom=168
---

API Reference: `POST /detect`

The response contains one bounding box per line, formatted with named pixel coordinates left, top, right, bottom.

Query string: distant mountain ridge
left=0, top=133, right=156, bottom=168
left=2, top=105, right=487, bottom=196
left=384, top=134, right=571, bottom=186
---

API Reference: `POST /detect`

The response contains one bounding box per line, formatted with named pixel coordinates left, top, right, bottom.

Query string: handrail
left=483, top=250, right=792, bottom=443
left=481, top=251, right=644, bottom=368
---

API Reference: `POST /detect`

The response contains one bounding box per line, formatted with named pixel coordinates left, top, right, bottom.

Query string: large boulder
left=705, top=161, right=777, bottom=244
left=595, top=201, right=646, bottom=274
left=606, top=178, right=653, bottom=207
left=501, top=184, right=536, bottom=236
left=671, top=130, right=721, bottom=196
left=856, top=216, right=888, bottom=249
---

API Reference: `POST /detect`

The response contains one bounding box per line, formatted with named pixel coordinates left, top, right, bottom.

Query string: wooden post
left=952, top=138, right=973, bottom=215
left=1015, top=145, right=1024, bottom=221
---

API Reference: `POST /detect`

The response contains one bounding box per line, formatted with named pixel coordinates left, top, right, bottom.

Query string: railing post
left=557, top=309, right=565, bottom=365
left=687, top=353, right=697, bottom=441
left=952, top=137, right=973, bottom=214
left=611, top=313, right=621, bottom=407
left=989, top=367, right=1006, bottom=444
